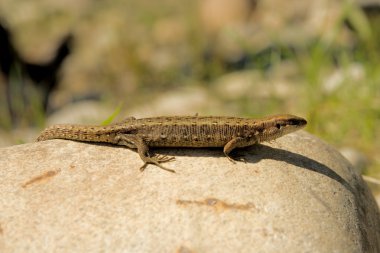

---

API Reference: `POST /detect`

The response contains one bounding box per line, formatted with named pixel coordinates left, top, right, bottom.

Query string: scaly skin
left=37, top=114, right=307, bottom=173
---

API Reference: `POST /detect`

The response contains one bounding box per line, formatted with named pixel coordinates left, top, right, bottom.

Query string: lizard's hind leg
left=115, top=134, right=175, bottom=173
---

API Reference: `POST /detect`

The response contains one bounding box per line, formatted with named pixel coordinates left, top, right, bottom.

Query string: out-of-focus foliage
left=0, top=0, right=379, bottom=177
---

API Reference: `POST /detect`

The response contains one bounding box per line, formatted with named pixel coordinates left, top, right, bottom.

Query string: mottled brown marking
left=176, top=245, right=195, bottom=253
left=22, top=169, right=61, bottom=188
left=176, top=198, right=255, bottom=212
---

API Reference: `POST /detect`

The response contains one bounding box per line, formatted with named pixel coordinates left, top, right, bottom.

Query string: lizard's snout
left=288, top=117, right=307, bottom=127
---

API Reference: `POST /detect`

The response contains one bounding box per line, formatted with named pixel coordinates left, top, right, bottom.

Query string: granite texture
left=0, top=131, right=379, bottom=253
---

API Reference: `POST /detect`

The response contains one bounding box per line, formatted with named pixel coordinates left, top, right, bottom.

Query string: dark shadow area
left=151, top=144, right=355, bottom=194
left=53, top=139, right=354, bottom=194
left=0, top=19, right=73, bottom=126
left=244, top=144, right=354, bottom=194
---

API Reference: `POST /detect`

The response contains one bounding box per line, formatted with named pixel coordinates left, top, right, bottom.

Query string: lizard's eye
left=275, top=123, right=281, bottom=129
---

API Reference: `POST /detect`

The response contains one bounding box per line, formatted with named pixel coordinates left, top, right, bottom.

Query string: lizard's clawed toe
left=139, top=163, right=148, bottom=172
left=140, top=154, right=176, bottom=173
left=152, top=154, right=175, bottom=163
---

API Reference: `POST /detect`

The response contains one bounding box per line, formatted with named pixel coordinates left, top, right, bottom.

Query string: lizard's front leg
left=115, top=134, right=175, bottom=173
left=223, top=137, right=244, bottom=163
left=223, top=137, right=256, bottom=163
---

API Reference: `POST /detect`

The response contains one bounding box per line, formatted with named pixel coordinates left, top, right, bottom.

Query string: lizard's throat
left=257, top=132, right=282, bottom=143
left=257, top=125, right=303, bottom=143
left=257, top=128, right=286, bottom=143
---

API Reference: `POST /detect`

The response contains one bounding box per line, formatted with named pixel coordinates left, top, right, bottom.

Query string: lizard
left=36, top=114, right=307, bottom=173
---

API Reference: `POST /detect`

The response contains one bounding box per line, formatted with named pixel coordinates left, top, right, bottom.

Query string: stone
left=214, top=69, right=296, bottom=100
left=45, top=100, right=114, bottom=126
left=340, top=147, right=370, bottom=174
left=198, top=0, right=255, bottom=35
left=128, top=87, right=223, bottom=117
left=0, top=131, right=379, bottom=252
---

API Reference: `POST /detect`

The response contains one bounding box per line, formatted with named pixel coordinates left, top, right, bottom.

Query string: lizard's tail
left=36, top=124, right=118, bottom=143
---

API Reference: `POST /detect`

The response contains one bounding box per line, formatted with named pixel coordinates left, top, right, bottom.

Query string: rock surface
left=0, top=131, right=379, bottom=253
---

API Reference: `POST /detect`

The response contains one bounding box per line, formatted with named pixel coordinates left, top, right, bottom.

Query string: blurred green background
left=0, top=0, right=379, bottom=188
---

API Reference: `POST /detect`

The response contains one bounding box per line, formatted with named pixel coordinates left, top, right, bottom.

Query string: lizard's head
left=257, top=114, right=307, bottom=142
